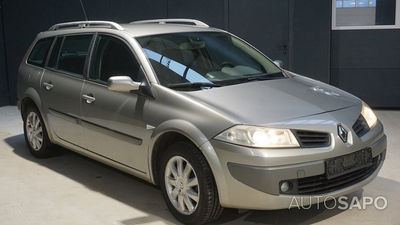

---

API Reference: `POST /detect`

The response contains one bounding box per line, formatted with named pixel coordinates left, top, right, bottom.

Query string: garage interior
left=0, top=0, right=399, bottom=224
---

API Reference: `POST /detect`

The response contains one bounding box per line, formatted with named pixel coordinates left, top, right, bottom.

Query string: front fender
left=148, top=119, right=228, bottom=202
left=150, top=119, right=209, bottom=147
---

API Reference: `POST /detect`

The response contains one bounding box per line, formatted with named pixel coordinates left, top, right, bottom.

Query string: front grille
left=352, top=115, right=370, bottom=138
left=292, top=130, right=330, bottom=148
left=297, top=156, right=379, bottom=195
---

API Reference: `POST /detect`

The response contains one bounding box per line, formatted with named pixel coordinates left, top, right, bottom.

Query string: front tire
left=160, top=142, right=223, bottom=225
left=23, top=105, right=53, bottom=158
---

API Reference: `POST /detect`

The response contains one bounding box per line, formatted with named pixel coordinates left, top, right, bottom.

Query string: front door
left=229, top=0, right=290, bottom=68
left=80, top=34, right=149, bottom=173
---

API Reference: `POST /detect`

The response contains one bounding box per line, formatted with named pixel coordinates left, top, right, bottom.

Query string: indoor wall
left=0, top=0, right=397, bottom=108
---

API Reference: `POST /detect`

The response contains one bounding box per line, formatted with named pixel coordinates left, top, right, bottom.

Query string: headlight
left=361, top=102, right=377, bottom=128
left=215, top=125, right=300, bottom=148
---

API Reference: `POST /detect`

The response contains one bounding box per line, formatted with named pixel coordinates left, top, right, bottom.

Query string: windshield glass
left=136, top=32, right=285, bottom=90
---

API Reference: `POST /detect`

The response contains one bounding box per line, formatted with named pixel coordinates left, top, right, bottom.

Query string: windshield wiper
left=168, top=82, right=222, bottom=89
left=247, top=76, right=285, bottom=81
left=245, top=73, right=286, bottom=82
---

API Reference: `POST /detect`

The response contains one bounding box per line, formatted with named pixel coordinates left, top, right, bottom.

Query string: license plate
left=326, top=148, right=373, bottom=179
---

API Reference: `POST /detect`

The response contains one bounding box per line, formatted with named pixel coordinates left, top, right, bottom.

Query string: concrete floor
left=0, top=105, right=399, bottom=225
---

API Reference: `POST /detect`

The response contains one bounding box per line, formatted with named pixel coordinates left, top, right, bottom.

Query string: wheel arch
left=20, top=87, right=43, bottom=119
left=19, top=88, right=55, bottom=142
left=149, top=119, right=212, bottom=186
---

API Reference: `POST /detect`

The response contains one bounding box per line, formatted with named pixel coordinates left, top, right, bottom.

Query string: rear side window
left=27, top=37, right=54, bottom=67
left=51, top=35, right=93, bottom=76
left=47, top=37, right=63, bottom=69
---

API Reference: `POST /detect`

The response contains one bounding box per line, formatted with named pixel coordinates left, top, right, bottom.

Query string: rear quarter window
left=27, top=37, right=54, bottom=67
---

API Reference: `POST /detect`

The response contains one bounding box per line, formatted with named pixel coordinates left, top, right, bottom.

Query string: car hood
left=182, top=76, right=360, bottom=125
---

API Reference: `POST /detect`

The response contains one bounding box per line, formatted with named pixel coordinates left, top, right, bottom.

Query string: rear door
left=81, top=34, right=150, bottom=173
left=41, top=34, right=94, bottom=148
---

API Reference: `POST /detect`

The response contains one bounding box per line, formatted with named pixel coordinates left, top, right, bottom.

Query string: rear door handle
left=82, top=94, right=96, bottom=104
left=43, top=82, right=54, bottom=90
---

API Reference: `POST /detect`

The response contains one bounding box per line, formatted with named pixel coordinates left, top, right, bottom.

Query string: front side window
left=90, top=35, right=141, bottom=84
left=27, top=37, right=54, bottom=67
left=136, top=32, right=284, bottom=90
left=55, top=35, right=93, bottom=76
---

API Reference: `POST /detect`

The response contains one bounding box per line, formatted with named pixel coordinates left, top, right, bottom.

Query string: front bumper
left=201, top=124, right=387, bottom=210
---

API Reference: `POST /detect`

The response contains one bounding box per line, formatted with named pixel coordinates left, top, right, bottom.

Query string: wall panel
left=0, top=7, right=8, bottom=106
left=291, top=0, right=331, bottom=83
left=331, top=30, right=400, bottom=108
left=229, top=0, right=290, bottom=67
left=2, top=0, right=56, bottom=106
left=1, top=0, right=398, bottom=107
left=110, top=0, right=167, bottom=23
left=167, top=0, right=225, bottom=29
left=331, top=68, right=400, bottom=107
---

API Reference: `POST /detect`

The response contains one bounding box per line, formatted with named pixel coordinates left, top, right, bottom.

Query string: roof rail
left=48, top=21, right=124, bottom=31
left=130, top=19, right=209, bottom=27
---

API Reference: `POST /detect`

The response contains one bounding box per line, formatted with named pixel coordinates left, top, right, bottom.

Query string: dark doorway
left=229, top=0, right=290, bottom=68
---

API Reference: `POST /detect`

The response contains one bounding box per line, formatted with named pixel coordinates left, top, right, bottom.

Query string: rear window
left=27, top=37, right=54, bottom=67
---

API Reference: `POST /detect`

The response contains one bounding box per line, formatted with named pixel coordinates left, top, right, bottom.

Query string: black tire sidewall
left=23, top=106, right=52, bottom=158
left=159, top=142, right=217, bottom=225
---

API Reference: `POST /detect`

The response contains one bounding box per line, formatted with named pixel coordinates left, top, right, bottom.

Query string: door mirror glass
left=108, top=76, right=141, bottom=92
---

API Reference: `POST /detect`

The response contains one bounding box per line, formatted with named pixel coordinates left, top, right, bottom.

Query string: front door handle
left=43, top=82, right=54, bottom=90
left=82, top=94, right=96, bottom=104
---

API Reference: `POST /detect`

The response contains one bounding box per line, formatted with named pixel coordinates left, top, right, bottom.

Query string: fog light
left=280, top=181, right=291, bottom=193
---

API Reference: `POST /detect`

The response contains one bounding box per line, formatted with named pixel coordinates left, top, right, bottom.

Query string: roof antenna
left=79, top=0, right=89, bottom=21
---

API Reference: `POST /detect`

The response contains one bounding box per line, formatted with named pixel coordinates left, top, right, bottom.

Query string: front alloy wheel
left=165, top=156, right=200, bottom=215
left=160, top=142, right=223, bottom=225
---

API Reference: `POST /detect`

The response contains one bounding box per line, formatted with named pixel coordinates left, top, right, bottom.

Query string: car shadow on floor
left=4, top=134, right=396, bottom=225
left=5, top=134, right=179, bottom=224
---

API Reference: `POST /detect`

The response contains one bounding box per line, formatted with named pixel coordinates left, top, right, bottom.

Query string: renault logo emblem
left=338, top=125, right=348, bottom=143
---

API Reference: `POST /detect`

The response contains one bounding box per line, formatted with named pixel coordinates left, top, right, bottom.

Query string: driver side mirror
left=108, top=76, right=141, bottom=92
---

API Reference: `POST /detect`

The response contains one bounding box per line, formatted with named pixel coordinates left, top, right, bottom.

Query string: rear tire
left=23, top=105, right=53, bottom=158
left=159, top=142, right=223, bottom=225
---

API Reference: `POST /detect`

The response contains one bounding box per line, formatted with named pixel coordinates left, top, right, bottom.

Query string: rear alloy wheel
left=160, top=142, right=223, bottom=225
left=23, top=106, right=53, bottom=158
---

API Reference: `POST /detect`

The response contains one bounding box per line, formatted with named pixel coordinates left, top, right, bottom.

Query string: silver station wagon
left=17, top=19, right=387, bottom=225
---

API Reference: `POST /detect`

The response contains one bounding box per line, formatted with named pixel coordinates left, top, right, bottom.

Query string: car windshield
left=136, top=32, right=285, bottom=90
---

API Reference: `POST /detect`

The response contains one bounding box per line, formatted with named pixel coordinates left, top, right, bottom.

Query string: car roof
left=42, top=19, right=223, bottom=38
